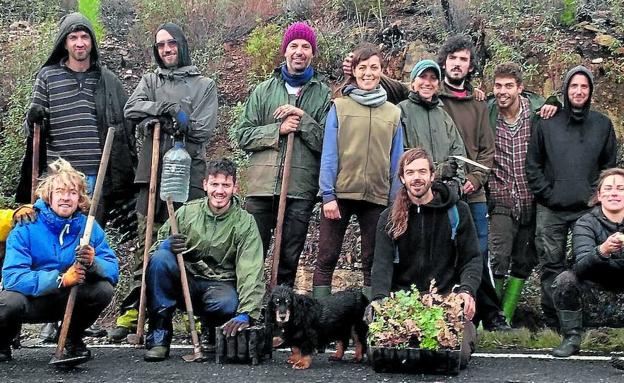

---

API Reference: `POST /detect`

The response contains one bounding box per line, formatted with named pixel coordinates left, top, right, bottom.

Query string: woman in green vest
left=313, top=44, right=404, bottom=299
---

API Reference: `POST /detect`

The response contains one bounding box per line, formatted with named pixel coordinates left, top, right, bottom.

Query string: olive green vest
left=333, top=96, right=401, bottom=206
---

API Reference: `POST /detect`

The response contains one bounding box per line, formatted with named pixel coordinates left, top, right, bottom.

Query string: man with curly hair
left=0, top=159, right=118, bottom=363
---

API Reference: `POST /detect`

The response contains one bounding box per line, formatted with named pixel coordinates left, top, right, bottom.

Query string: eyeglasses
left=155, top=39, right=178, bottom=49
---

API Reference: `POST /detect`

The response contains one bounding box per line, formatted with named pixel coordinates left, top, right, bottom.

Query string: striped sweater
left=30, top=59, right=102, bottom=174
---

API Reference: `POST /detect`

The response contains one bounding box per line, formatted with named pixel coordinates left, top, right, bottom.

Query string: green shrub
left=560, top=0, right=578, bottom=27
left=0, top=21, right=57, bottom=207
left=79, top=0, right=105, bottom=41
left=244, top=23, right=282, bottom=79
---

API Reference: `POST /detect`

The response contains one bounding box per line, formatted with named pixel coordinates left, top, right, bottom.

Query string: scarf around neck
left=343, top=84, right=387, bottom=107
left=281, top=65, right=314, bottom=87
left=408, top=91, right=439, bottom=110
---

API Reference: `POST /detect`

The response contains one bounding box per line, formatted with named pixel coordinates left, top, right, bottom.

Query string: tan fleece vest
left=333, top=96, right=401, bottom=206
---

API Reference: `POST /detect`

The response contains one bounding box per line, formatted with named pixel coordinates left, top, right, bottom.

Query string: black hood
left=424, top=181, right=459, bottom=209
left=43, top=12, right=99, bottom=68
left=562, top=65, right=594, bottom=120
left=153, top=23, right=192, bottom=69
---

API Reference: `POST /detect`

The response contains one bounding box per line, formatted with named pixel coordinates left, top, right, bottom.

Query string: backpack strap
left=447, top=204, right=459, bottom=241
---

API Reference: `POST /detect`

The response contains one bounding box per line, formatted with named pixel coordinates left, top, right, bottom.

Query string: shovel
left=128, top=123, right=161, bottom=345
left=49, top=127, right=116, bottom=368
left=269, top=132, right=294, bottom=289
left=164, top=196, right=206, bottom=362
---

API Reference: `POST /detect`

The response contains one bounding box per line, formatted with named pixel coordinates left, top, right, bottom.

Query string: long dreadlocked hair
left=387, top=148, right=435, bottom=240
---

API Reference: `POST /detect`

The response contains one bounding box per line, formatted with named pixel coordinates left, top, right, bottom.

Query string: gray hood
left=562, top=65, right=594, bottom=120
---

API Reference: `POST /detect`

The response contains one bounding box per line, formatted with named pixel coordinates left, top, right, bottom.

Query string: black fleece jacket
left=573, top=206, right=624, bottom=290
left=525, top=66, right=617, bottom=211
left=371, top=182, right=482, bottom=300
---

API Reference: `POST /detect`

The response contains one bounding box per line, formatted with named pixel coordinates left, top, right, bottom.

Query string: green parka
left=237, top=69, right=331, bottom=200
left=152, top=196, right=265, bottom=320
left=398, top=91, right=467, bottom=185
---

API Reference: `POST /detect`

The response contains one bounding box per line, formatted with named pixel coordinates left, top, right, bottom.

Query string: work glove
left=26, top=104, right=47, bottom=134
left=363, top=299, right=383, bottom=325
left=168, top=233, right=187, bottom=255
left=60, top=264, right=86, bottom=288
left=12, top=204, right=37, bottom=226
left=222, top=313, right=250, bottom=337
left=75, top=244, right=95, bottom=268
left=138, top=116, right=176, bottom=136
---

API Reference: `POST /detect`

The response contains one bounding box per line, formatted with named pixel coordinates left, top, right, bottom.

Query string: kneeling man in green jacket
left=144, top=158, right=265, bottom=361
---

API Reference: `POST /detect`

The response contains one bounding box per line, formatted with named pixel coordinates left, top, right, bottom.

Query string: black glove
left=159, top=115, right=176, bottom=135
left=173, top=104, right=191, bottom=136
left=168, top=233, right=187, bottom=254
left=26, top=104, right=47, bottom=134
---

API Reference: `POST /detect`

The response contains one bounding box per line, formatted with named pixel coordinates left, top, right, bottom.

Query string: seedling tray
left=215, top=325, right=272, bottom=365
left=368, top=346, right=461, bottom=375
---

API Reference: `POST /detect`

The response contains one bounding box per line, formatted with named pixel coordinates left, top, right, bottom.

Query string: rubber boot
left=494, top=277, right=505, bottom=300
left=144, top=316, right=172, bottom=362
left=551, top=310, right=582, bottom=357
left=108, top=308, right=138, bottom=342
left=312, top=285, right=331, bottom=299
left=502, top=277, right=525, bottom=325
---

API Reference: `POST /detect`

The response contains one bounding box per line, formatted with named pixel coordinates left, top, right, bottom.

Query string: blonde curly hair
left=35, top=159, right=91, bottom=213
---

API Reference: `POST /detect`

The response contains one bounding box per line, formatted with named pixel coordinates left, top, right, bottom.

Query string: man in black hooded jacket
left=526, top=65, right=617, bottom=329
left=16, top=12, right=137, bottom=341
left=370, top=147, right=482, bottom=368
left=108, top=22, right=218, bottom=344
left=18, top=12, right=136, bottom=219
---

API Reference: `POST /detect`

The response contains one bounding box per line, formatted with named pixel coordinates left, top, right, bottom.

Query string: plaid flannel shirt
left=489, top=96, right=534, bottom=220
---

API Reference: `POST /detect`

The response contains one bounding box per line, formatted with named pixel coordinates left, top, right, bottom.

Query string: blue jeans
left=469, top=202, right=488, bottom=256
left=146, top=249, right=238, bottom=346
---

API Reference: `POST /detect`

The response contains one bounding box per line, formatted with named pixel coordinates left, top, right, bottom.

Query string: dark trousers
left=244, top=196, right=315, bottom=287
left=469, top=202, right=504, bottom=325
left=535, top=204, right=586, bottom=327
left=313, top=199, right=385, bottom=287
left=489, top=212, right=538, bottom=279
left=145, top=249, right=238, bottom=346
left=0, top=281, right=114, bottom=347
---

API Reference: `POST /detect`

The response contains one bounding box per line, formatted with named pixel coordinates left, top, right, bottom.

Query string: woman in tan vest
left=313, top=44, right=404, bottom=300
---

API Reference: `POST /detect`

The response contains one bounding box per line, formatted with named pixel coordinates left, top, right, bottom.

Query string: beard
left=407, top=180, right=432, bottom=199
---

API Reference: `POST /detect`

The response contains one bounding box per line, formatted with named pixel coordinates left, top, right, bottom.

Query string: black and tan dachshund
left=266, top=285, right=368, bottom=369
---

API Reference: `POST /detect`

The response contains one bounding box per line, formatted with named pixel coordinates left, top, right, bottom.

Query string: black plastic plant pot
left=215, top=325, right=272, bottom=365
left=368, top=346, right=461, bottom=375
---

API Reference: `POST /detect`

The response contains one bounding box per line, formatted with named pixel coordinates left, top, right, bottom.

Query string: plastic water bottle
left=160, top=141, right=191, bottom=202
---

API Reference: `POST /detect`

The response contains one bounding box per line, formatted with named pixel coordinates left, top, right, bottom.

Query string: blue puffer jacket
left=2, top=199, right=118, bottom=296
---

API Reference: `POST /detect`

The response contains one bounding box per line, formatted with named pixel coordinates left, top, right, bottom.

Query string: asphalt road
left=1, top=347, right=623, bottom=383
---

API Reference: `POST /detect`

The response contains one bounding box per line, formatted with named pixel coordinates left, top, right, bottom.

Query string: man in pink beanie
left=237, top=22, right=331, bottom=287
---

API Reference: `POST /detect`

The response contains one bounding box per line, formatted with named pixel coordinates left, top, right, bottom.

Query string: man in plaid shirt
left=487, top=63, right=555, bottom=326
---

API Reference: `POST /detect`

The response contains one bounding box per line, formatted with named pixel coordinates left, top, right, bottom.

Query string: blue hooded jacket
left=2, top=199, right=118, bottom=296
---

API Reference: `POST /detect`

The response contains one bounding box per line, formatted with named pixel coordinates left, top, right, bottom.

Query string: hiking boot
left=65, top=338, right=92, bottom=360
left=551, top=309, right=582, bottom=358
left=144, top=346, right=169, bottom=362
left=483, top=313, right=512, bottom=332
left=0, top=347, right=12, bottom=362
left=83, top=324, right=106, bottom=338
left=107, top=326, right=134, bottom=343
left=40, top=322, right=59, bottom=343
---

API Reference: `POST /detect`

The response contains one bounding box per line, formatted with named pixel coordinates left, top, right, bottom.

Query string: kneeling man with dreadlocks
left=143, top=158, right=264, bottom=361
left=370, top=147, right=482, bottom=368
left=0, top=159, right=118, bottom=362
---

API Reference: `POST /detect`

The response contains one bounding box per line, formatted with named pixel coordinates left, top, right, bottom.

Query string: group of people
left=0, top=12, right=623, bottom=370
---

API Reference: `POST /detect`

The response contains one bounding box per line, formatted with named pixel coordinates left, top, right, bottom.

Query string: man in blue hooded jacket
left=0, top=159, right=118, bottom=362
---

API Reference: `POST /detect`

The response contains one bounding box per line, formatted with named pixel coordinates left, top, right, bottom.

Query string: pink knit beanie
left=280, top=22, right=318, bottom=55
